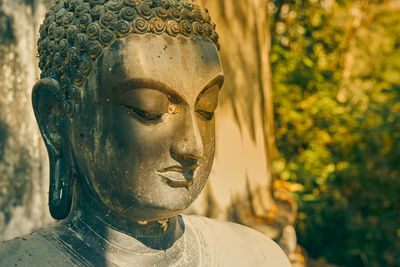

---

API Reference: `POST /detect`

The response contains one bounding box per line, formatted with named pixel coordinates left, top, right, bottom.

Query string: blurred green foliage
left=270, top=0, right=400, bottom=266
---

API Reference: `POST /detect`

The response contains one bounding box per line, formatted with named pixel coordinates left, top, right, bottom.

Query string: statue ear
left=32, top=78, right=69, bottom=156
left=32, top=78, right=73, bottom=220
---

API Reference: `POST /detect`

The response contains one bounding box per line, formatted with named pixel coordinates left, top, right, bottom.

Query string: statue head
left=32, top=0, right=223, bottom=222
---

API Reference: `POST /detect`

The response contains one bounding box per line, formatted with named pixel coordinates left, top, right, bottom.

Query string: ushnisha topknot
left=37, top=0, right=219, bottom=104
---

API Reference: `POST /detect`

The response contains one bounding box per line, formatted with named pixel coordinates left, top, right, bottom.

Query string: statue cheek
left=201, top=123, right=216, bottom=156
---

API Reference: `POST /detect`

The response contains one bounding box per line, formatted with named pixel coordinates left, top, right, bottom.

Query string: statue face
left=69, top=34, right=223, bottom=221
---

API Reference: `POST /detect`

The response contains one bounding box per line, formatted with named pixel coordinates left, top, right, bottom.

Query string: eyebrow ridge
left=120, top=78, right=183, bottom=103
left=119, top=74, right=224, bottom=104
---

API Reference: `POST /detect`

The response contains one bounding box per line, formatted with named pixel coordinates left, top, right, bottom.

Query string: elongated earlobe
left=50, top=158, right=74, bottom=220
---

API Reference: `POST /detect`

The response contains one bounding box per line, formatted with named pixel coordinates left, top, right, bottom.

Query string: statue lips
left=157, top=165, right=198, bottom=189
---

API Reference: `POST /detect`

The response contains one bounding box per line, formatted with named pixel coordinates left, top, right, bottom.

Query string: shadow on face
left=70, top=34, right=224, bottom=222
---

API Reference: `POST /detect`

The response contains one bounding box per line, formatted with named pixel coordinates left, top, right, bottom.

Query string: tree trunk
left=190, top=1, right=297, bottom=254
left=0, top=0, right=53, bottom=241
left=192, top=0, right=274, bottom=215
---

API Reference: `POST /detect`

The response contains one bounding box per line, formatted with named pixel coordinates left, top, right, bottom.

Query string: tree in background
left=0, top=0, right=53, bottom=241
left=271, top=0, right=400, bottom=266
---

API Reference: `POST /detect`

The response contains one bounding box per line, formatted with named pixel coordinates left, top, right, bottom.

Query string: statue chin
left=0, top=0, right=291, bottom=265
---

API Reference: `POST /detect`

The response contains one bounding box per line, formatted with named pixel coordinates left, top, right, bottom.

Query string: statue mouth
left=157, top=165, right=198, bottom=189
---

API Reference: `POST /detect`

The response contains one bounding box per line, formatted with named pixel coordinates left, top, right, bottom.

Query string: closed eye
left=122, top=105, right=163, bottom=122
left=196, top=110, right=214, bottom=121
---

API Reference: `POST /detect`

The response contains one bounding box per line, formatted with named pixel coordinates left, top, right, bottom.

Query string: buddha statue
left=0, top=0, right=291, bottom=266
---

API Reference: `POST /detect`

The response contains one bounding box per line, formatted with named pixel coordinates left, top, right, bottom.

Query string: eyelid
left=122, top=105, right=164, bottom=123
left=118, top=88, right=169, bottom=115
left=196, top=110, right=215, bottom=121
left=196, top=85, right=219, bottom=112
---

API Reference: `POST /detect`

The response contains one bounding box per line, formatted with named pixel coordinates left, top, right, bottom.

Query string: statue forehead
left=98, top=34, right=223, bottom=103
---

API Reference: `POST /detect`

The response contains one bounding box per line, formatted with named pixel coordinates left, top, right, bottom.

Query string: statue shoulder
left=0, top=228, right=81, bottom=267
left=183, top=215, right=291, bottom=266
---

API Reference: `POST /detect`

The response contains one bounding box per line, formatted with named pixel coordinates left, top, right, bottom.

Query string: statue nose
left=170, top=111, right=204, bottom=163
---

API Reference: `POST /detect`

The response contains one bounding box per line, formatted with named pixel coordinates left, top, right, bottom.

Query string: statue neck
left=53, top=207, right=187, bottom=266
left=71, top=191, right=184, bottom=251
